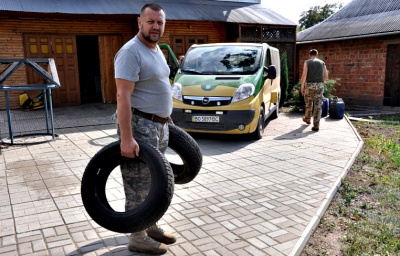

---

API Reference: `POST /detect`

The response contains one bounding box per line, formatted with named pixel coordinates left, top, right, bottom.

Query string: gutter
left=297, top=30, right=400, bottom=44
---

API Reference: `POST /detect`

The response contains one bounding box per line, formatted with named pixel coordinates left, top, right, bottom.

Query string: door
left=263, top=49, right=273, bottom=106
left=24, top=34, right=80, bottom=106
left=52, top=35, right=80, bottom=106
left=384, top=44, right=400, bottom=106
left=171, top=35, right=208, bottom=57
left=98, top=35, right=123, bottom=103
left=23, top=35, right=52, bottom=100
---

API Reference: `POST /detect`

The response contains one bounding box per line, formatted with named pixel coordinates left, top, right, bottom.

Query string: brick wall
left=297, top=36, right=396, bottom=107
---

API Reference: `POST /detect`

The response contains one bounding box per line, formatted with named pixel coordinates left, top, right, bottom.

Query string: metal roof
left=297, top=0, right=400, bottom=43
left=0, top=0, right=296, bottom=26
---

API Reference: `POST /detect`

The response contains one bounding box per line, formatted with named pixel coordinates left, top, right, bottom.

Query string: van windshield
left=181, top=45, right=262, bottom=75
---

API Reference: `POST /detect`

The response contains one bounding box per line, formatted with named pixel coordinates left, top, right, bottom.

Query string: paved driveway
left=0, top=106, right=362, bottom=256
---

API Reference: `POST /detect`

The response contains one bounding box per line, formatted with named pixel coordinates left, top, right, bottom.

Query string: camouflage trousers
left=116, top=114, right=169, bottom=211
left=304, top=82, right=324, bottom=127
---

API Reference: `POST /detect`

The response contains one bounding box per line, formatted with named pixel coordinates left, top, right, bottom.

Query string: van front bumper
left=171, top=108, right=256, bottom=133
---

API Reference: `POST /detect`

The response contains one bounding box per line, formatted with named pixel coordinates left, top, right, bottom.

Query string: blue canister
left=321, top=98, right=329, bottom=117
left=329, top=97, right=345, bottom=119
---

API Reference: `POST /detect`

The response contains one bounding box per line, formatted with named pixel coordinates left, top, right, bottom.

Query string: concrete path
left=0, top=104, right=363, bottom=256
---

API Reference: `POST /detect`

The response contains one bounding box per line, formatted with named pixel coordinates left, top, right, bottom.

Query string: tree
left=299, top=3, right=343, bottom=30
left=279, top=52, right=289, bottom=106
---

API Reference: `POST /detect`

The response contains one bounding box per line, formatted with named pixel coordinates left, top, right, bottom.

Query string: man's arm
left=301, top=62, right=308, bottom=95
left=323, top=65, right=329, bottom=83
left=116, top=78, right=139, bottom=158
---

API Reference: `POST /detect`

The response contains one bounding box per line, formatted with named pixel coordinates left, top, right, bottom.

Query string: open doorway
left=77, top=36, right=102, bottom=103
left=384, top=44, right=400, bottom=106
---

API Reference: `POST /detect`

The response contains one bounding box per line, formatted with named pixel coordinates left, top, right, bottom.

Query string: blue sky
left=261, top=0, right=353, bottom=24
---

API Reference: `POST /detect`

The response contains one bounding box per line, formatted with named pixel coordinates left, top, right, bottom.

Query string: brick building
left=297, top=0, right=400, bottom=107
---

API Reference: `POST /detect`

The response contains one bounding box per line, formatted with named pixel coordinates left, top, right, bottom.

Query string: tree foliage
left=299, top=3, right=343, bottom=30
left=280, top=51, right=289, bottom=106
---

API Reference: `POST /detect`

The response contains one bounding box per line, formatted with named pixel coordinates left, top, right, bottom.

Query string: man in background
left=301, top=49, right=328, bottom=131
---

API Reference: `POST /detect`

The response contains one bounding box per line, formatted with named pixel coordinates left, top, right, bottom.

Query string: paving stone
left=0, top=105, right=365, bottom=255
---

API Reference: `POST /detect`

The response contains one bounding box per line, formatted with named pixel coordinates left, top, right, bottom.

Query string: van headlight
left=232, top=83, right=255, bottom=102
left=172, top=82, right=183, bottom=101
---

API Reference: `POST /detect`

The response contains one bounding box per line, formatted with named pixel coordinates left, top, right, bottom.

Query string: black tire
left=81, top=139, right=174, bottom=234
left=168, top=124, right=202, bottom=184
left=250, top=106, right=264, bottom=140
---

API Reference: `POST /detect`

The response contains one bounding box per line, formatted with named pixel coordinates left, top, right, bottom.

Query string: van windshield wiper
left=180, top=69, right=203, bottom=74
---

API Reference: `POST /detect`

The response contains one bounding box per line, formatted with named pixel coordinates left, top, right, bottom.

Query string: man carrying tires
left=114, top=2, right=176, bottom=254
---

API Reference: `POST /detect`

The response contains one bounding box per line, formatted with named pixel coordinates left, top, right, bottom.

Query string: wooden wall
left=0, top=17, right=134, bottom=110
left=161, top=20, right=228, bottom=46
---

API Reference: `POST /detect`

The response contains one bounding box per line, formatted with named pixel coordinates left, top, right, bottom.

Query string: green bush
left=289, top=78, right=341, bottom=111
left=323, top=78, right=341, bottom=98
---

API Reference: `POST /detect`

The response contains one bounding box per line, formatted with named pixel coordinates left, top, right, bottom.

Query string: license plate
left=192, top=116, right=220, bottom=123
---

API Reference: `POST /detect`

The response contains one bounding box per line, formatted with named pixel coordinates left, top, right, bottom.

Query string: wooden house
left=0, top=0, right=296, bottom=109
left=297, top=0, right=400, bottom=107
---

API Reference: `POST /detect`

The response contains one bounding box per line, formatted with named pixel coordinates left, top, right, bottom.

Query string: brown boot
left=128, top=231, right=167, bottom=254
left=146, top=224, right=177, bottom=244
left=303, top=116, right=311, bottom=125
left=312, top=126, right=319, bottom=131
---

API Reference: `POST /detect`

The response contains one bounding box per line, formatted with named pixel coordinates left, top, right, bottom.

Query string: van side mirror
left=169, top=65, right=178, bottom=80
left=264, top=65, right=276, bottom=80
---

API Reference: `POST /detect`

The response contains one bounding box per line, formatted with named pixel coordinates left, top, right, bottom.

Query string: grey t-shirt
left=114, top=36, right=172, bottom=118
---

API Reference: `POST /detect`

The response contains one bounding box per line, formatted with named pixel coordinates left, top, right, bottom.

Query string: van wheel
left=81, top=139, right=174, bottom=234
left=250, top=106, right=264, bottom=140
left=168, top=124, right=202, bottom=184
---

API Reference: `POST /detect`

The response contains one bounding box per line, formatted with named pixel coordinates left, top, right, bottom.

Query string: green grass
left=338, top=119, right=400, bottom=256
left=382, top=114, right=400, bottom=122
left=364, top=113, right=400, bottom=124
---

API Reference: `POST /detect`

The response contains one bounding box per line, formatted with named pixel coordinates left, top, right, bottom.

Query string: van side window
left=266, top=49, right=272, bottom=66
left=271, top=50, right=281, bottom=75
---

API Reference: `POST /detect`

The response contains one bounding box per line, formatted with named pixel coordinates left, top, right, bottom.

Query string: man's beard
left=141, top=30, right=161, bottom=43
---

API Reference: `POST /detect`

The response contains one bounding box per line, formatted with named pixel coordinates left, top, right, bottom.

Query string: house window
left=171, top=35, right=208, bottom=57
